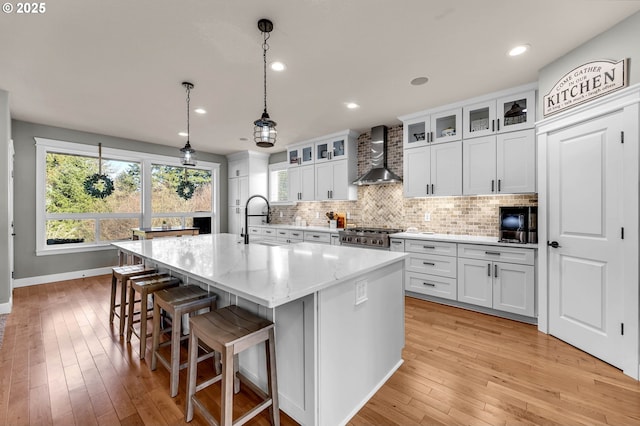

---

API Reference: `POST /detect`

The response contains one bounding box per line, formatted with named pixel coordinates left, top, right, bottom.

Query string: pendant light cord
left=185, top=84, right=191, bottom=143
left=262, top=31, right=270, bottom=113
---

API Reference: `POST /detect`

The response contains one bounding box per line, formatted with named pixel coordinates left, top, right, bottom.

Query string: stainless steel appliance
left=339, top=227, right=403, bottom=249
left=499, top=206, right=537, bottom=243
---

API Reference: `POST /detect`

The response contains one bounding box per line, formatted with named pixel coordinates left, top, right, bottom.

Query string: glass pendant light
left=180, top=81, right=197, bottom=166
left=253, top=19, right=277, bottom=148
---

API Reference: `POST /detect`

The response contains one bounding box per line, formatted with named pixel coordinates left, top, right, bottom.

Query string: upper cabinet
left=401, top=107, right=462, bottom=148
left=315, top=134, right=355, bottom=163
left=287, top=143, right=314, bottom=167
left=285, top=129, right=359, bottom=202
left=463, top=89, right=536, bottom=139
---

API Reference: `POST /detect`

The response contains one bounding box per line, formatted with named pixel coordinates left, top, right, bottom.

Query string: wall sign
left=543, top=59, right=628, bottom=117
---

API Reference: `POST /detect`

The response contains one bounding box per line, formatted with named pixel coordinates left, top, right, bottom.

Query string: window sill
left=36, top=242, right=118, bottom=256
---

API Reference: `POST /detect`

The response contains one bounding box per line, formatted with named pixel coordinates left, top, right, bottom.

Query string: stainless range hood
left=352, top=125, right=402, bottom=185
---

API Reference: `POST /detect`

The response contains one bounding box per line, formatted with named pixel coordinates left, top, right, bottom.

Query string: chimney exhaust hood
left=352, top=125, right=402, bottom=186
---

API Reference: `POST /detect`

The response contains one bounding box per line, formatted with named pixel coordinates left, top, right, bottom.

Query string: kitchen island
left=112, top=233, right=407, bottom=426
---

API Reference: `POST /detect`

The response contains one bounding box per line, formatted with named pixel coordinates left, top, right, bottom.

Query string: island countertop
left=112, top=233, right=407, bottom=308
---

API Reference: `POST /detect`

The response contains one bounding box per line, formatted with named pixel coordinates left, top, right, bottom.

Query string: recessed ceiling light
left=508, top=44, right=530, bottom=57
left=410, top=77, right=429, bottom=86
left=194, top=108, right=206, bottom=114
left=178, top=132, right=188, bottom=137
left=270, top=61, right=286, bottom=71
left=345, top=102, right=359, bottom=109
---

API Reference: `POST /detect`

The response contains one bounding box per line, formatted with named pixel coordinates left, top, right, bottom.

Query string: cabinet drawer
left=405, top=239, right=456, bottom=256
left=390, top=238, right=405, bottom=252
left=457, top=244, right=534, bottom=265
left=405, top=272, right=456, bottom=301
left=406, top=253, right=456, bottom=278
left=276, top=229, right=291, bottom=238
left=289, top=230, right=304, bottom=241
left=248, top=227, right=263, bottom=236
left=263, top=228, right=277, bottom=240
left=304, top=231, right=331, bottom=244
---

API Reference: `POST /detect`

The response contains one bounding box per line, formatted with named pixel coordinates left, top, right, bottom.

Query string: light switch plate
left=424, top=212, right=431, bottom=222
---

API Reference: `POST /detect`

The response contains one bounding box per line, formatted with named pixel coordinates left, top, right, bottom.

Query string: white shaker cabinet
left=315, top=159, right=356, bottom=201
left=462, top=129, right=536, bottom=195
left=404, top=141, right=462, bottom=197
left=457, top=244, right=535, bottom=317
left=288, top=164, right=315, bottom=202
left=401, top=107, right=462, bottom=149
left=226, top=151, right=269, bottom=235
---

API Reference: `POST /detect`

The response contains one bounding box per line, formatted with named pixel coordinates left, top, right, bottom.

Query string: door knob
left=547, top=241, right=561, bottom=248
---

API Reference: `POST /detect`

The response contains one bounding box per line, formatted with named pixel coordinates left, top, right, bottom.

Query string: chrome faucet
left=243, top=194, right=270, bottom=244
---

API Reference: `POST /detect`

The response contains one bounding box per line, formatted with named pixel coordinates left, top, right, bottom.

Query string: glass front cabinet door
left=315, top=137, right=348, bottom=163
left=287, top=143, right=314, bottom=166
left=463, top=90, right=536, bottom=139
left=496, top=90, right=536, bottom=134
left=430, top=108, right=462, bottom=144
left=403, top=116, right=431, bottom=148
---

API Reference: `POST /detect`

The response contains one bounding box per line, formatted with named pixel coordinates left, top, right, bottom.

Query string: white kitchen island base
left=113, top=234, right=406, bottom=425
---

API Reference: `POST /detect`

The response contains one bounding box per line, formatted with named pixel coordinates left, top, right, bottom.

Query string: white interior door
left=8, top=140, right=14, bottom=293
left=547, top=111, right=625, bottom=369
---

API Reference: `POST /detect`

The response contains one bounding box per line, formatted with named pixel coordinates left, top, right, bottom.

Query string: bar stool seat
left=185, top=305, right=279, bottom=426
left=127, top=273, right=181, bottom=359
left=110, top=264, right=157, bottom=336
left=151, top=285, right=218, bottom=397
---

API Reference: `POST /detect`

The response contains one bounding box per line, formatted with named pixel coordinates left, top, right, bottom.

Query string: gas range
left=339, top=227, right=403, bottom=249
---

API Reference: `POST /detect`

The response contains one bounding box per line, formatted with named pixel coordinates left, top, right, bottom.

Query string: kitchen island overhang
left=112, top=234, right=407, bottom=426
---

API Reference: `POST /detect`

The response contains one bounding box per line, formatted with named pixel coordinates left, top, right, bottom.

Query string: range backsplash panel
left=269, top=124, right=537, bottom=237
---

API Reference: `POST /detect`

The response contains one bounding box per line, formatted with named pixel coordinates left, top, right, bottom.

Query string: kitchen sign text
left=543, top=59, right=628, bottom=117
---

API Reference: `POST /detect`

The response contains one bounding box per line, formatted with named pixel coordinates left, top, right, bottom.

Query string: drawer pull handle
left=292, top=233, right=300, bottom=236
left=487, top=264, right=491, bottom=276
left=485, top=251, right=501, bottom=256
left=392, top=241, right=402, bottom=244
left=495, top=264, right=498, bottom=278
left=423, top=245, right=436, bottom=249
left=313, top=235, right=320, bottom=238
left=422, top=262, right=436, bottom=266
left=422, top=282, right=436, bottom=287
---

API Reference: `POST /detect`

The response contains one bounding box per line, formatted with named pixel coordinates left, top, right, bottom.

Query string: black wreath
left=84, top=173, right=114, bottom=199
left=176, top=180, right=196, bottom=200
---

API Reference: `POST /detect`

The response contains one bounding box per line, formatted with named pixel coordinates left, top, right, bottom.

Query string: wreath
left=176, top=179, right=196, bottom=200
left=84, top=173, right=114, bottom=199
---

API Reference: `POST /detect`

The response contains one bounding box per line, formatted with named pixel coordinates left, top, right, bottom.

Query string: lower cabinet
left=397, top=238, right=537, bottom=320
left=457, top=244, right=535, bottom=317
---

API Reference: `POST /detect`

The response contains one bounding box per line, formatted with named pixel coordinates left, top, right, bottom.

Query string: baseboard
left=0, top=294, right=12, bottom=314
left=13, top=266, right=114, bottom=288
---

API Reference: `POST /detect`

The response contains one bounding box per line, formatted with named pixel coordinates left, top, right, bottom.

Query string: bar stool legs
left=185, top=306, right=279, bottom=425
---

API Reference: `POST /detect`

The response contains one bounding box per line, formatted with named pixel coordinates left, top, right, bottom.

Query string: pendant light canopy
left=180, top=81, right=197, bottom=166
left=253, top=18, right=277, bottom=148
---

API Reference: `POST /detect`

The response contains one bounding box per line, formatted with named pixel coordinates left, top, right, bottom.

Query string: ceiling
left=2, top=1, right=639, bottom=156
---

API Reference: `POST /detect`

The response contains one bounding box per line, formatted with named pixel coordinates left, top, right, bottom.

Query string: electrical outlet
left=424, top=212, right=431, bottom=222
left=279, top=211, right=283, bottom=218
left=347, top=212, right=351, bottom=220
left=355, top=280, right=368, bottom=305
left=315, top=212, right=319, bottom=219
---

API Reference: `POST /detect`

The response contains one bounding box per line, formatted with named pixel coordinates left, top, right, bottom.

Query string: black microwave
left=499, top=206, right=537, bottom=244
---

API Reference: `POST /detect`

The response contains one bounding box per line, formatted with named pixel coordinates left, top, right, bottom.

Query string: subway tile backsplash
left=269, top=124, right=537, bottom=237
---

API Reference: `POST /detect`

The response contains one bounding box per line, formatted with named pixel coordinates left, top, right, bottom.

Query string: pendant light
left=253, top=19, right=277, bottom=148
left=180, top=81, right=197, bottom=166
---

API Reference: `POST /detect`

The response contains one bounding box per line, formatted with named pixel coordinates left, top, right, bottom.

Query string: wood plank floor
left=1, top=275, right=639, bottom=425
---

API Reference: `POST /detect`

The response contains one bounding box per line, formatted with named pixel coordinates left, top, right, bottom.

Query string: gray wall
left=538, top=11, right=640, bottom=116
left=11, top=120, right=228, bottom=280
left=0, top=90, right=10, bottom=305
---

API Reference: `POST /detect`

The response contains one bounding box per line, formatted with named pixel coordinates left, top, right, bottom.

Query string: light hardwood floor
left=1, top=275, right=639, bottom=425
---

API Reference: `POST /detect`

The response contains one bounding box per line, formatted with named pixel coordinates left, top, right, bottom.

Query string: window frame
left=268, top=161, right=293, bottom=205
left=35, top=137, right=220, bottom=255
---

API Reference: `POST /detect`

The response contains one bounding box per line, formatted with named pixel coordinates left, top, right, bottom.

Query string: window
left=268, top=162, right=290, bottom=204
left=36, top=138, right=220, bottom=255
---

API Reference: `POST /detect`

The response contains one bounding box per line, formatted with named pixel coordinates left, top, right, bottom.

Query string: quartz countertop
left=112, top=233, right=406, bottom=308
left=390, top=232, right=539, bottom=249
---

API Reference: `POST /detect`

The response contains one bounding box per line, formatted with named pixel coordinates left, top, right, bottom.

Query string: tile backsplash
left=269, top=124, right=537, bottom=237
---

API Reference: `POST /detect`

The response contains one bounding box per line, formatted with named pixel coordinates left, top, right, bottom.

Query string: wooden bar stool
left=151, top=285, right=218, bottom=397
left=127, top=274, right=181, bottom=359
left=110, top=264, right=157, bottom=336
left=185, top=305, right=279, bottom=426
